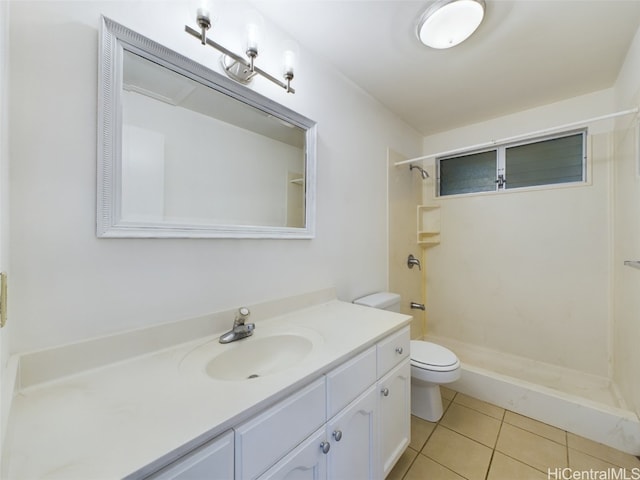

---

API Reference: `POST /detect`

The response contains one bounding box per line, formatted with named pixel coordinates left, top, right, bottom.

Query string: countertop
left=4, top=299, right=410, bottom=479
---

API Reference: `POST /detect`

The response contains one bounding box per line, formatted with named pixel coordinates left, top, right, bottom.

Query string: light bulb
left=246, top=23, right=260, bottom=57
left=196, top=6, right=211, bottom=45
left=196, top=7, right=211, bottom=29
left=283, top=50, right=295, bottom=78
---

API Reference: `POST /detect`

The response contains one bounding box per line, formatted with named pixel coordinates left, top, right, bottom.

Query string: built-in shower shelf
left=417, top=204, right=440, bottom=247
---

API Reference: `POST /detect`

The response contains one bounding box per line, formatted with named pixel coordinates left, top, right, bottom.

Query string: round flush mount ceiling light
left=417, top=0, right=486, bottom=49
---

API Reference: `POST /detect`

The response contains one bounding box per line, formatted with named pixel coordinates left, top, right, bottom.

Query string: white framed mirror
left=97, top=17, right=317, bottom=238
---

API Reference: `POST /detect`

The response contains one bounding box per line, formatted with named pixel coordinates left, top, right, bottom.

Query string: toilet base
left=411, top=380, right=444, bottom=422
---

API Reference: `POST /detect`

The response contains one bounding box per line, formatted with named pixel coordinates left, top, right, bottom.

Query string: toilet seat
left=410, top=340, right=460, bottom=372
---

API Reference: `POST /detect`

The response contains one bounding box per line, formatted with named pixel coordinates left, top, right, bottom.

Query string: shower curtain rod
left=394, top=107, right=640, bottom=167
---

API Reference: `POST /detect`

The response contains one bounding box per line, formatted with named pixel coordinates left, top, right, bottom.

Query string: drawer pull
left=333, top=430, right=343, bottom=442
left=320, top=441, right=331, bottom=454
left=395, top=347, right=404, bottom=355
left=381, top=387, right=390, bottom=397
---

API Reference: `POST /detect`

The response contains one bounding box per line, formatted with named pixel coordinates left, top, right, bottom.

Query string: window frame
left=436, top=128, right=588, bottom=198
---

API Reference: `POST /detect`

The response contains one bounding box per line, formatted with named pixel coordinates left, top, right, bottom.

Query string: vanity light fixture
left=417, top=0, right=485, bottom=49
left=186, top=8, right=296, bottom=93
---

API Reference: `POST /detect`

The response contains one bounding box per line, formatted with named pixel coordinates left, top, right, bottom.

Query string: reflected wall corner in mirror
left=97, top=16, right=317, bottom=239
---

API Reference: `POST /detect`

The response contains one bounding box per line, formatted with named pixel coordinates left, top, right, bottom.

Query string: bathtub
left=426, top=335, right=640, bottom=456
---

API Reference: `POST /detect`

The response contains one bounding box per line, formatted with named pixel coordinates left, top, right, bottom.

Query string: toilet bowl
left=353, top=292, right=461, bottom=422
left=410, top=340, right=460, bottom=421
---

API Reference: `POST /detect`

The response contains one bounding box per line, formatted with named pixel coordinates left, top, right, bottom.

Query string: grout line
left=420, top=450, right=473, bottom=480
left=399, top=449, right=420, bottom=480
left=495, top=450, right=550, bottom=476
left=499, top=420, right=567, bottom=447
left=484, top=450, right=495, bottom=480
left=421, top=423, right=490, bottom=480
left=494, top=415, right=568, bottom=475
left=436, top=424, right=496, bottom=452
left=484, top=409, right=507, bottom=480
left=567, top=445, right=640, bottom=470
left=451, top=393, right=506, bottom=421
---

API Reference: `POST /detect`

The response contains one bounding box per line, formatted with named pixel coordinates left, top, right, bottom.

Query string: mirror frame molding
left=97, top=17, right=317, bottom=239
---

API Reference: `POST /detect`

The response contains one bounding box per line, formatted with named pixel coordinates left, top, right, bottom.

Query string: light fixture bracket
left=220, top=55, right=258, bottom=84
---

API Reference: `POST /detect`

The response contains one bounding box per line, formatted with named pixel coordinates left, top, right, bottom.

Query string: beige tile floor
left=388, top=387, right=640, bottom=480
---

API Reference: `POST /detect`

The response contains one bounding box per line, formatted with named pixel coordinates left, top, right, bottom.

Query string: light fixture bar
left=185, top=25, right=243, bottom=66
left=184, top=24, right=295, bottom=94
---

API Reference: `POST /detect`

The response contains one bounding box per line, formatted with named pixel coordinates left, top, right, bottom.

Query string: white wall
left=8, top=1, right=422, bottom=353
left=0, top=2, right=8, bottom=458
left=422, top=89, right=616, bottom=378
left=612, top=24, right=640, bottom=415
left=0, top=0, right=9, bottom=461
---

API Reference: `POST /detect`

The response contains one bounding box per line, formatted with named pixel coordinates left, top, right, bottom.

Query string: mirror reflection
left=121, top=51, right=306, bottom=229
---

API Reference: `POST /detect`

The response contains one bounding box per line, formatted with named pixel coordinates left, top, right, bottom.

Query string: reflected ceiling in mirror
left=98, top=17, right=316, bottom=238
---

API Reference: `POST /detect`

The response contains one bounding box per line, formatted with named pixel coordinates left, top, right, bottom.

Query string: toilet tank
left=353, top=292, right=401, bottom=312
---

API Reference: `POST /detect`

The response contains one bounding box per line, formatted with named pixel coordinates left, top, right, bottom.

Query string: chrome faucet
left=219, top=307, right=255, bottom=344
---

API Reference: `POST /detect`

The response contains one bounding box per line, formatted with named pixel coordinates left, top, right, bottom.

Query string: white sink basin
left=179, top=324, right=324, bottom=381
left=206, top=334, right=313, bottom=381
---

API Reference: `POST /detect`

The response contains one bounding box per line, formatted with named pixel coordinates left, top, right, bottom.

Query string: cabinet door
left=235, top=377, right=326, bottom=479
left=145, top=430, right=234, bottom=480
left=326, top=384, right=378, bottom=480
left=378, top=359, right=411, bottom=478
left=257, top=427, right=327, bottom=480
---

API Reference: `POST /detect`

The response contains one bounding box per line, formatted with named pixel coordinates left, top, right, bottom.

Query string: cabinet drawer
left=326, top=346, right=376, bottom=419
left=376, top=327, right=410, bottom=377
left=235, top=377, right=326, bottom=480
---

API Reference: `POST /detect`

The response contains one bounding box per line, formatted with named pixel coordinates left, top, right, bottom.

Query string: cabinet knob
left=381, top=387, right=390, bottom=397
left=333, top=430, right=343, bottom=442
left=395, top=346, right=403, bottom=355
left=320, top=441, right=331, bottom=454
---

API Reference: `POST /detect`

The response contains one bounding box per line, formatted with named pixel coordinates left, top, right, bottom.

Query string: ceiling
left=254, top=1, right=640, bottom=136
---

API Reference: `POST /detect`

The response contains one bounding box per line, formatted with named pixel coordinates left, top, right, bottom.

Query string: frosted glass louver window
left=505, top=133, right=585, bottom=189
left=437, top=130, right=586, bottom=197
left=439, top=150, right=497, bottom=196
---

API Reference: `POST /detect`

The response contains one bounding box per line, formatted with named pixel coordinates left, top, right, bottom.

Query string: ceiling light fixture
left=417, top=0, right=486, bottom=49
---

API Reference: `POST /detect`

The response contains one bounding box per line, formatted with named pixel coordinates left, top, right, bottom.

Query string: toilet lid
left=410, top=340, right=460, bottom=371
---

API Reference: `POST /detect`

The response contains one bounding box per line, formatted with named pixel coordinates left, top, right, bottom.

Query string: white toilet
left=353, top=292, right=461, bottom=422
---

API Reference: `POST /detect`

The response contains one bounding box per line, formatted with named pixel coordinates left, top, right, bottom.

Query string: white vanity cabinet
left=145, top=430, right=234, bottom=480
left=142, top=326, right=410, bottom=480
left=376, top=327, right=411, bottom=479
left=250, top=328, right=410, bottom=480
